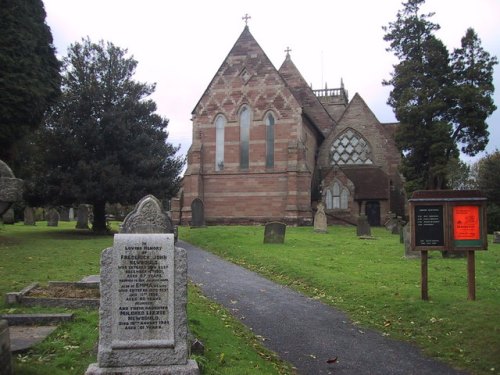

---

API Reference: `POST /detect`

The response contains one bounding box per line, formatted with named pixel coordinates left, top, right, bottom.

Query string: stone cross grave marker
left=314, top=202, right=327, bottom=233
left=264, top=222, right=286, bottom=243
left=86, top=195, right=198, bottom=374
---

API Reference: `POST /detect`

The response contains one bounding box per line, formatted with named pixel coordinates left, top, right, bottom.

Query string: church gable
left=192, top=26, right=300, bottom=123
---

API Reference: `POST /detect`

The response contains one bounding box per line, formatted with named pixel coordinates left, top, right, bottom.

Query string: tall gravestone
left=313, top=203, right=327, bottom=233
left=86, top=195, right=198, bottom=374
left=76, top=204, right=90, bottom=229
left=190, top=198, right=205, bottom=228
left=357, top=214, right=371, bottom=237
left=47, top=208, right=60, bottom=227
left=24, top=206, right=36, bottom=226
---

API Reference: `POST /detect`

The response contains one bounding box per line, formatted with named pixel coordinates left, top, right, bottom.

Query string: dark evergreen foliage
left=383, top=0, right=497, bottom=193
left=0, top=0, right=61, bottom=162
left=26, top=38, right=184, bottom=232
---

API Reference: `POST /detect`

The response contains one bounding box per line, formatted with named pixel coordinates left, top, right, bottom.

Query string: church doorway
left=365, top=201, right=380, bottom=226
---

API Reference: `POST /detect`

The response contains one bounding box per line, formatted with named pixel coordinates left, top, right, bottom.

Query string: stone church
left=173, top=25, right=405, bottom=226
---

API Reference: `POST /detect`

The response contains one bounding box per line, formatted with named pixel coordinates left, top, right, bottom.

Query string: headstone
left=34, top=207, right=44, bottom=221
left=356, top=214, right=371, bottom=237
left=46, top=208, right=60, bottom=227
left=385, top=212, right=397, bottom=232
left=2, top=208, right=15, bottom=225
left=59, top=207, right=70, bottom=222
left=24, top=207, right=36, bottom=226
left=85, top=195, right=198, bottom=374
left=0, top=319, right=13, bottom=375
left=190, top=198, right=205, bottom=227
left=0, top=160, right=23, bottom=217
left=264, top=222, right=286, bottom=244
left=403, top=223, right=420, bottom=259
left=76, top=204, right=90, bottom=229
left=69, top=207, right=75, bottom=221
left=314, top=202, right=327, bottom=233
left=493, top=231, right=500, bottom=244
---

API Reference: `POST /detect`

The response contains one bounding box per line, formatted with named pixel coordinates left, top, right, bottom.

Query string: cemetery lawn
left=0, top=223, right=296, bottom=375
left=179, top=225, right=500, bottom=375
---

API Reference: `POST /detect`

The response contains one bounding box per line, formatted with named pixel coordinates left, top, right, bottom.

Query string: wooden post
left=467, top=250, right=476, bottom=301
left=421, top=250, right=429, bottom=301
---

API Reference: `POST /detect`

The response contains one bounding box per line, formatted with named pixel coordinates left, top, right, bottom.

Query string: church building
left=174, top=24, right=405, bottom=226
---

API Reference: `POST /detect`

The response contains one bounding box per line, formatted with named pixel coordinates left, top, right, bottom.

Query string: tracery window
left=240, top=106, right=250, bottom=169
left=325, top=181, right=349, bottom=210
left=265, top=112, right=275, bottom=168
left=215, top=115, right=225, bottom=171
left=330, top=129, right=373, bottom=165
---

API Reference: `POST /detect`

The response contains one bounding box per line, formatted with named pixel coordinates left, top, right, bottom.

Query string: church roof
left=278, top=54, right=336, bottom=136
left=342, top=167, right=389, bottom=200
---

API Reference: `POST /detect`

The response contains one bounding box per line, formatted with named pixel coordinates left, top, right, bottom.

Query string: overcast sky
left=42, top=0, right=500, bottom=164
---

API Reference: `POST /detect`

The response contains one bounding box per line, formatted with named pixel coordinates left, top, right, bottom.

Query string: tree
left=383, top=0, right=497, bottom=193
left=476, top=150, right=500, bottom=232
left=31, top=38, right=184, bottom=232
left=0, top=0, right=61, bottom=163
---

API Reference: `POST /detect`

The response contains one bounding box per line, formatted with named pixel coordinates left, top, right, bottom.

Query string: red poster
left=453, top=206, right=480, bottom=240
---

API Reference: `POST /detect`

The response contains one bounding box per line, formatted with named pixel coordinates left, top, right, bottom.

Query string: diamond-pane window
left=330, top=129, right=373, bottom=165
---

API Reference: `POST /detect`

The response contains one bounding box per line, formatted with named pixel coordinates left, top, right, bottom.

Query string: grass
left=0, top=222, right=295, bottom=374
left=179, top=225, right=500, bottom=375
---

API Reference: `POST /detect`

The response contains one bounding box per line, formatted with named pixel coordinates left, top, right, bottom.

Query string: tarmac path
left=180, top=240, right=469, bottom=375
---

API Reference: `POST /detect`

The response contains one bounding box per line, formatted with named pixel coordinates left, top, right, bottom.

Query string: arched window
left=215, top=115, right=225, bottom=171
left=265, top=112, right=275, bottom=168
left=325, top=180, right=350, bottom=210
left=240, top=106, right=250, bottom=169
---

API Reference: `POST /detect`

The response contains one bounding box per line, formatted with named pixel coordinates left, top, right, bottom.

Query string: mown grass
left=0, top=222, right=295, bottom=374
left=179, top=225, right=500, bottom=375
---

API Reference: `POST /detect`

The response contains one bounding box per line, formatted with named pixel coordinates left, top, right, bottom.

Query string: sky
left=42, top=0, right=500, bottom=164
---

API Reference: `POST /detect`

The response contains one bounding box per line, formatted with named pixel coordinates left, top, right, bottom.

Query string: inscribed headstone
left=86, top=195, right=197, bottom=374
left=76, top=204, right=90, bottom=229
left=264, top=222, right=286, bottom=244
left=357, top=214, right=371, bottom=237
left=47, top=208, right=60, bottom=227
left=24, top=207, right=36, bottom=226
left=190, top=198, right=205, bottom=227
left=314, top=203, right=327, bottom=233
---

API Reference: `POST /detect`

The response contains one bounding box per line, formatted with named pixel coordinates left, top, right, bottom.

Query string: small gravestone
left=314, top=203, right=327, bottom=233
left=69, top=207, right=75, bottom=221
left=357, top=214, right=371, bottom=237
left=2, top=208, right=15, bottom=225
left=190, top=198, right=205, bottom=227
left=86, top=195, right=198, bottom=374
left=404, top=223, right=419, bottom=259
left=24, top=207, right=36, bottom=226
left=264, top=222, right=286, bottom=244
left=46, top=208, right=60, bottom=227
left=76, top=204, right=90, bottom=229
left=59, top=207, right=70, bottom=222
left=493, top=231, right=500, bottom=244
left=0, top=320, right=13, bottom=375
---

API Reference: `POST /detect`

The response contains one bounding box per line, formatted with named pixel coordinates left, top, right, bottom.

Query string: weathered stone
left=190, top=198, right=205, bottom=228
left=121, top=195, right=174, bottom=236
left=0, top=160, right=23, bottom=217
left=46, top=208, right=60, bottom=227
left=356, top=214, right=371, bottom=237
left=59, top=207, right=70, bottom=221
left=404, top=223, right=420, bottom=259
left=24, top=207, right=36, bottom=226
left=493, top=231, right=500, bottom=244
left=314, top=203, right=327, bottom=233
left=76, top=204, right=90, bottom=229
left=264, top=222, right=286, bottom=244
left=0, top=320, right=13, bottom=375
left=2, top=209, right=15, bottom=225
